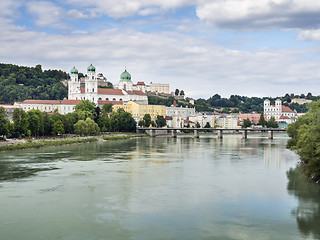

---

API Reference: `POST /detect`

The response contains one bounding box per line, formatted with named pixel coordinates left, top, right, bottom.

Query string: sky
left=1, top=0, right=320, bottom=99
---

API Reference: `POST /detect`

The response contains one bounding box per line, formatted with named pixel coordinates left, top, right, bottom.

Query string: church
left=68, top=64, right=148, bottom=105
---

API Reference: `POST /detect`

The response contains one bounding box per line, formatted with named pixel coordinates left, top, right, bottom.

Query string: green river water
left=0, top=134, right=320, bottom=240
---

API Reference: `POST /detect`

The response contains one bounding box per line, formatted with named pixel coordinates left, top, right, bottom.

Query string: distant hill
left=0, top=63, right=68, bottom=104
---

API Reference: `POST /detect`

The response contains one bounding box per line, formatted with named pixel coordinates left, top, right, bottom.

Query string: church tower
left=85, top=64, right=98, bottom=103
left=118, top=68, right=133, bottom=91
left=68, top=66, right=80, bottom=100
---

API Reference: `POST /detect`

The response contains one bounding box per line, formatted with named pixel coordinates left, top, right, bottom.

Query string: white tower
left=68, top=66, right=80, bottom=100
left=85, top=64, right=97, bottom=103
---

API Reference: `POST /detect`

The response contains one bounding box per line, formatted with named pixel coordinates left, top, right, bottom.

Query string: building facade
left=114, top=68, right=170, bottom=94
left=113, top=101, right=166, bottom=123
left=68, top=65, right=148, bottom=105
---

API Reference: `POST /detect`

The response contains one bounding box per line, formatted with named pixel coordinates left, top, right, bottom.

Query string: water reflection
left=287, top=168, right=320, bottom=239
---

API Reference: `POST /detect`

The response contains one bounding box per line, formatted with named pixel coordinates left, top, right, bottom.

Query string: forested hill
left=0, top=63, right=68, bottom=104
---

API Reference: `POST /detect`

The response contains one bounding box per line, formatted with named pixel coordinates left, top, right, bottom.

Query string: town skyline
left=1, top=0, right=320, bottom=98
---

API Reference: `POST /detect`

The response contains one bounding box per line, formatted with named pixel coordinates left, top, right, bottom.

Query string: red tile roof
left=61, top=100, right=82, bottom=105
left=137, top=82, right=145, bottom=85
left=22, top=100, right=61, bottom=104
left=125, top=90, right=145, bottom=95
left=282, top=106, right=293, bottom=112
left=98, top=88, right=124, bottom=95
left=97, top=100, right=123, bottom=105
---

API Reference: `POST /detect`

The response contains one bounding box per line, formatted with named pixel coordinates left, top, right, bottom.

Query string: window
left=99, top=98, right=102, bottom=100
left=106, top=98, right=109, bottom=100
left=113, top=98, right=116, bottom=101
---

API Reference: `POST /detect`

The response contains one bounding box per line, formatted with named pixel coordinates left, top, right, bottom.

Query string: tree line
left=287, top=100, right=320, bottom=183
left=0, top=63, right=68, bottom=104
left=0, top=100, right=137, bottom=138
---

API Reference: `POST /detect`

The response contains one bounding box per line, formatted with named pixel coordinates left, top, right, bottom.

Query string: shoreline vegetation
left=0, top=133, right=148, bottom=152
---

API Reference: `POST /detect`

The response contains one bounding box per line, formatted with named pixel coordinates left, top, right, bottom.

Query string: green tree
left=287, top=100, right=320, bottom=182
left=243, top=118, right=252, bottom=128
left=101, top=103, right=113, bottom=113
left=195, top=122, right=201, bottom=128
left=52, top=120, right=64, bottom=136
left=27, top=110, right=44, bottom=136
left=12, top=108, right=28, bottom=137
left=267, top=116, right=278, bottom=128
left=75, top=100, right=97, bottom=120
left=143, top=114, right=152, bottom=127
left=74, top=117, right=100, bottom=136
left=64, top=112, right=78, bottom=134
left=0, top=107, right=9, bottom=137
left=138, top=120, right=145, bottom=127
left=98, top=114, right=111, bottom=132
left=258, top=112, right=267, bottom=127
left=155, top=115, right=166, bottom=127
left=180, top=90, right=185, bottom=96
left=175, top=89, right=179, bottom=96
left=204, top=122, right=211, bottom=128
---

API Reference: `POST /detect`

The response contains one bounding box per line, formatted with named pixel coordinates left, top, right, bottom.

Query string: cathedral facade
left=68, top=65, right=148, bottom=105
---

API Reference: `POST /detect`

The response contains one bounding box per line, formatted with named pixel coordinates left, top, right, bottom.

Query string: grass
left=0, top=133, right=148, bottom=152
left=102, top=133, right=147, bottom=141
left=0, top=137, right=98, bottom=152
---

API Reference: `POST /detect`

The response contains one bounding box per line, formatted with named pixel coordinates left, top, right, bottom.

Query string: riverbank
left=0, top=133, right=148, bottom=152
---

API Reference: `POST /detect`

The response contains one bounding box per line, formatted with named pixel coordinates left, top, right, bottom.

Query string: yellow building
left=113, top=101, right=166, bottom=122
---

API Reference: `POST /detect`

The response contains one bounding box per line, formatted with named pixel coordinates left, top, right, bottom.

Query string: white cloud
left=26, top=1, right=65, bottom=27
left=298, top=29, right=320, bottom=41
left=65, top=0, right=196, bottom=18
left=1, top=22, right=320, bottom=98
left=196, top=0, right=320, bottom=30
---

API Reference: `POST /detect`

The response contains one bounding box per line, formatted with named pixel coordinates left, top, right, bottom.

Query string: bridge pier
left=268, top=130, right=274, bottom=139
left=150, top=129, right=156, bottom=137
left=242, top=130, right=248, bottom=139
left=218, top=129, right=223, bottom=139
left=194, top=130, right=199, bottom=138
left=171, top=129, right=177, bottom=138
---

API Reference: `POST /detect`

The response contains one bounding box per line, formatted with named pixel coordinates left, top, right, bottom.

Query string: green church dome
left=120, top=69, right=131, bottom=81
left=87, top=64, right=96, bottom=72
left=70, top=66, right=78, bottom=74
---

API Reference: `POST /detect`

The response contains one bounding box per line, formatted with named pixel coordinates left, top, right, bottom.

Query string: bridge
left=137, top=127, right=287, bottom=139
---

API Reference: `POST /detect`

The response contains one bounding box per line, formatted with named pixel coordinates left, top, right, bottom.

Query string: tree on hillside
left=180, top=90, right=185, bottom=96
left=175, top=89, right=179, bottom=96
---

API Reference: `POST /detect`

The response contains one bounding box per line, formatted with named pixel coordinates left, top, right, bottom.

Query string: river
left=0, top=134, right=319, bottom=240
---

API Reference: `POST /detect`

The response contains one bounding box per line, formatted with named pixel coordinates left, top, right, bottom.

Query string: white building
left=264, top=99, right=296, bottom=120
left=166, top=106, right=196, bottom=119
left=114, top=68, right=170, bottom=94
left=215, top=114, right=240, bottom=129
left=68, top=65, right=148, bottom=105
left=189, top=113, right=215, bottom=128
